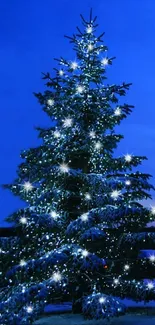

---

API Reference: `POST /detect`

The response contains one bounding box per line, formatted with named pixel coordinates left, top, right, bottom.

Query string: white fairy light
left=114, top=278, right=119, bottom=285
left=95, top=141, right=102, bottom=150
left=124, top=264, right=130, bottom=270
left=71, top=61, right=78, bottom=70
left=99, top=297, right=106, bottom=304
left=111, top=190, right=121, bottom=200
left=76, top=85, right=84, bottom=94
left=88, top=44, right=93, bottom=51
left=124, top=154, right=132, bottom=162
left=63, top=118, right=73, bottom=128
left=82, top=249, right=89, bottom=257
left=54, top=130, right=61, bottom=138
left=20, top=217, right=27, bottom=225
left=47, top=99, right=54, bottom=106
left=22, top=181, right=33, bottom=192
left=101, top=58, right=108, bottom=65
left=125, top=180, right=131, bottom=186
left=86, top=26, right=93, bottom=34
left=49, top=211, right=58, bottom=219
left=20, top=259, right=27, bottom=267
left=81, top=213, right=89, bottom=221
left=59, top=70, right=64, bottom=76
left=149, top=255, right=155, bottom=262
left=114, top=107, right=121, bottom=116
left=151, top=206, right=155, bottom=215
left=147, top=282, right=154, bottom=289
left=89, top=131, right=95, bottom=138
left=59, top=163, right=69, bottom=173
left=52, top=271, right=62, bottom=282
left=26, top=306, right=33, bottom=313
left=85, top=193, right=91, bottom=200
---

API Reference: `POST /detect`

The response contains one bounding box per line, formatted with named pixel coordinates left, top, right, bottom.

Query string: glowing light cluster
left=59, top=163, right=69, bottom=173
left=23, top=181, right=33, bottom=192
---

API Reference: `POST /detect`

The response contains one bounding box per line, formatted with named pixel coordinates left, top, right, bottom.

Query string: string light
left=101, top=58, right=108, bottom=65
left=63, top=118, right=73, bottom=128
left=86, top=26, right=93, bottom=34
left=113, top=278, right=119, bottom=285
left=111, top=190, right=121, bottom=199
left=81, top=213, right=89, bottom=221
left=147, top=282, right=154, bottom=289
left=53, top=130, right=61, bottom=138
left=149, top=255, right=155, bottom=262
left=47, top=99, right=54, bottom=106
left=124, top=264, right=130, bottom=270
left=99, top=297, right=106, bottom=304
left=52, top=271, right=62, bottom=282
left=82, top=249, right=89, bottom=257
left=124, top=154, right=132, bottom=162
left=85, top=193, right=91, bottom=200
left=114, top=107, right=121, bottom=116
left=88, top=44, right=93, bottom=51
left=20, top=260, right=27, bottom=267
left=125, top=180, right=131, bottom=186
left=49, top=211, right=58, bottom=219
left=76, top=85, right=84, bottom=94
left=59, top=70, right=64, bottom=76
left=59, top=163, right=69, bottom=173
left=26, top=306, right=33, bottom=313
left=71, top=61, right=78, bottom=70
left=20, top=217, right=27, bottom=225
left=94, top=141, right=102, bottom=150
left=89, top=131, right=95, bottom=138
left=151, top=206, right=155, bottom=215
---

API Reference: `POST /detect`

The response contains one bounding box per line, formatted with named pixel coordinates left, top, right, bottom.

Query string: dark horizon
left=1, top=0, right=155, bottom=226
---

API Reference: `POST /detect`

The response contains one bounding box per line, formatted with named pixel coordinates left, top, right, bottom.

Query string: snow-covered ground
left=34, top=313, right=155, bottom=325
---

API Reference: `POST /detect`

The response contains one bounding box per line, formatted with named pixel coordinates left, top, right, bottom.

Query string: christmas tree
left=1, top=10, right=155, bottom=324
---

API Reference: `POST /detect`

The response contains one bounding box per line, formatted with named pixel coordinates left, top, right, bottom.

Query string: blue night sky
left=0, top=0, right=155, bottom=226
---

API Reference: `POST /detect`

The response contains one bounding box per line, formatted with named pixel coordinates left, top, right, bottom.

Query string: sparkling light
left=149, top=255, right=155, bottom=262
left=95, top=141, right=102, bottom=150
left=111, top=190, right=121, bottom=200
left=86, top=26, right=93, bottom=34
left=20, top=217, right=27, bottom=225
left=147, top=282, right=154, bottom=289
left=63, top=118, right=73, bottom=128
left=49, top=211, right=58, bottom=219
left=101, top=58, right=108, bottom=65
left=114, top=107, right=121, bottom=116
left=52, top=271, right=62, bottom=282
left=82, top=249, right=89, bottom=257
left=59, top=163, right=69, bottom=173
left=85, top=193, right=91, bottom=200
left=89, top=131, right=95, bottom=138
left=47, top=99, right=54, bottom=106
left=20, top=260, right=27, bottom=267
left=124, top=264, right=130, bottom=270
left=99, top=297, right=106, bottom=304
left=114, top=278, right=119, bottom=285
left=23, top=181, right=33, bottom=192
left=76, top=85, right=84, bottom=94
left=71, top=61, right=78, bottom=70
left=54, top=130, right=61, bottom=138
left=59, top=70, right=64, bottom=76
left=151, top=206, right=155, bottom=215
left=125, top=180, right=131, bottom=186
left=124, top=154, right=132, bottom=162
left=26, top=306, right=33, bottom=313
left=88, top=44, right=93, bottom=51
left=81, top=213, right=89, bottom=221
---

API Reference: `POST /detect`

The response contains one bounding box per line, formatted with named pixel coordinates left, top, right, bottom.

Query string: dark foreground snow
left=34, top=313, right=155, bottom=325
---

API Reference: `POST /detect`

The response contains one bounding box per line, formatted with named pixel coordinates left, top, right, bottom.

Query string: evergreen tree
left=1, top=10, right=155, bottom=324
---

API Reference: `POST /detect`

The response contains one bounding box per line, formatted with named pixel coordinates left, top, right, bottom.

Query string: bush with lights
left=1, top=10, right=155, bottom=325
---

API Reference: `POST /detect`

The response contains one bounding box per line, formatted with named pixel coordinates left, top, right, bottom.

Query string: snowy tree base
left=34, top=313, right=155, bottom=325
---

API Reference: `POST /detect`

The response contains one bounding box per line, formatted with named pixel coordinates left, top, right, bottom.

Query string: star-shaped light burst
left=76, top=85, right=84, bottom=94
left=147, top=282, right=154, bottom=289
left=114, top=107, right=121, bottom=116
left=124, top=264, right=130, bottom=270
left=22, top=181, right=33, bottom=192
left=26, top=306, right=33, bottom=313
left=124, top=154, right=132, bottom=162
left=63, top=117, right=73, bottom=128
left=54, top=130, right=61, bottom=138
left=20, top=217, right=27, bottom=225
left=125, top=180, right=131, bottom=186
left=49, top=211, right=58, bottom=220
left=52, top=271, right=62, bottom=282
left=82, top=249, right=89, bottom=257
left=88, top=44, right=93, bottom=51
left=59, top=163, right=69, bottom=173
left=85, top=193, right=91, bottom=200
left=59, top=69, right=64, bottom=76
left=95, top=141, right=102, bottom=150
left=47, top=99, right=54, bottom=106
left=151, top=206, right=155, bottom=215
left=86, top=25, right=93, bottom=34
left=111, top=190, right=121, bottom=200
left=113, top=278, right=119, bottom=285
left=99, top=297, right=106, bottom=304
left=71, top=61, right=78, bottom=70
left=81, top=213, right=89, bottom=222
left=101, top=58, right=108, bottom=66
left=89, top=131, right=96, bottom=138
left=149, top=255, right=155, bottom=263
left=20, top=259, right=27, bottom=267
